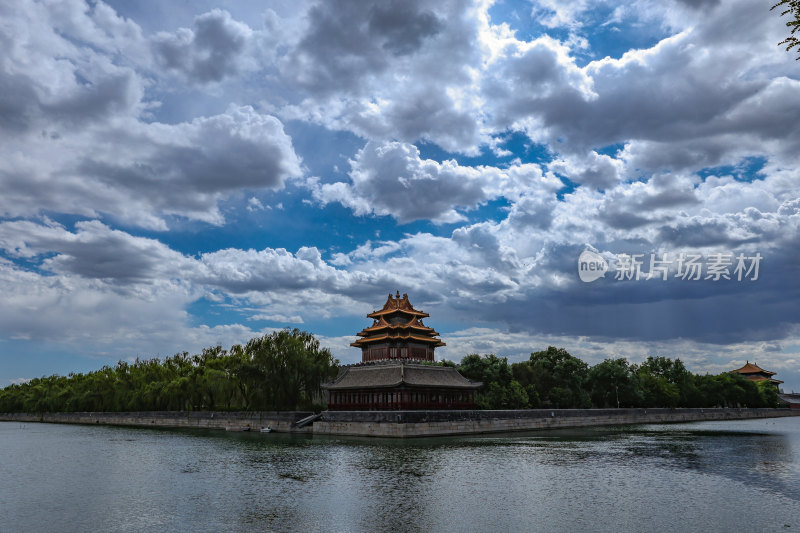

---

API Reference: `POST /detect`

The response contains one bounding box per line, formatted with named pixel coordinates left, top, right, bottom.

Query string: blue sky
left=1, top=0, right=799, bottom=392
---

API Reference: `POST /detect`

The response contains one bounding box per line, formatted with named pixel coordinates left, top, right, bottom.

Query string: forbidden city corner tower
left=323, top=292, right=481, bottom=410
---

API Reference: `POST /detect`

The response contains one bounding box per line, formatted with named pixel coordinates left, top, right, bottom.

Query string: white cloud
left=0, top=2, right=300, bottom=229
left=0, top=0, right=145, bottom=135
left=0, top=104, right=301, bottom=229
left=549, top=151, right=625, bottom=189
left=249, top=313, right=304, bottom=324
left=278, top=0, right=485, bottom=152
left=311, top=140, right=558, bottom=223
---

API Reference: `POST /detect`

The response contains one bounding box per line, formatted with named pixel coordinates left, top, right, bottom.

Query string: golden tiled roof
left=352, top=292, right=446, bottom=354
left=732, top=361, right=777, bottom=376
left=366, top=291, right=430, bottom=318
left=356, top=320, right=439, bottom=336
left=350, top=334, right=445, bottom=347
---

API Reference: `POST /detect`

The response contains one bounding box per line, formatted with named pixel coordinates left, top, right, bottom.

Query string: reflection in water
left=1, top=418, right=799, bottom=532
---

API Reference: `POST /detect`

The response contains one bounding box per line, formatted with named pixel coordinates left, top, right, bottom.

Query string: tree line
left=0, top=329, right=338, bottom=413
left=0, top=336, right=781, bottom=413
left=455, top=347, right=781, bottom=410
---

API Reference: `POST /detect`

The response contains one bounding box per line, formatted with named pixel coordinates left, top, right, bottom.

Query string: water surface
left=1, top=417, right=799, bottom=532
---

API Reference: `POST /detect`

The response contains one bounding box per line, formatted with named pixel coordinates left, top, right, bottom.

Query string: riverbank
left=3, top=407, right=800, bottom=437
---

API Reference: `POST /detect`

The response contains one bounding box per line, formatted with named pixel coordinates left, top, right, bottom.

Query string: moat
left=2, top=417, right=800, bottom=532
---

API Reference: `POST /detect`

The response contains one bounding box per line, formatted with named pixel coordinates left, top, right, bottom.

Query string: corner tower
left=352, top=291, right=445, bottom=362
left=323, top=292, right=481, bottom=411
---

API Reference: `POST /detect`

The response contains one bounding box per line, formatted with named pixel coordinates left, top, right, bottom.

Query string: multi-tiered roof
left=322, top=292, right=481, bottom=410
left=732, top=361, right=784, bottom=387
left=351, top=292, right=444, bottom=362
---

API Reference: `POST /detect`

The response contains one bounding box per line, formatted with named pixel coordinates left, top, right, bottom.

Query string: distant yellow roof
left=732, top=361, right=776, bottom=376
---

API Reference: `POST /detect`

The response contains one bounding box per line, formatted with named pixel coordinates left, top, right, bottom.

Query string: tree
left=243, top=329, right=339, bottom=410
left=636, top=356, right=696, bottom=408
left=757, top=380, right=780, bottom=408
left=516, top=347, right=590, bottom=408
left=773, top=0, right=800, bottom=59
left=0, top=331, right=338, bottom=413
left=586, top=358, right=642, bottom=408
left=458, top=353, right=529, bottom=409
left=638, top=373, right=680, bottom=408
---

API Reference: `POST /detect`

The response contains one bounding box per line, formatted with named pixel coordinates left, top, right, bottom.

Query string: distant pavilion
left=731, top=361, right=783, bottom=389
left=323, top=292, right=481, bottom=410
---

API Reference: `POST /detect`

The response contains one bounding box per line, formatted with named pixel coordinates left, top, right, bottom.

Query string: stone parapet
left=312, top=407, right=800, bottom=437
left=0, top=411, right=314, bottom=433
left=3, top=408, right=799, bottom=438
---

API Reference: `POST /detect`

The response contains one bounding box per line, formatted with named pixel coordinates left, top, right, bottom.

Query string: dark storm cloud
left=600, top=211, right=660, bottom=230
left=0, top=71, right=40, bottom=133
left=656, top=219, right=760, bottom=247
left=675, top=0, right=720, bottom=8
left=287, top=0, right=442, bottom=94
left=1, top=0, right=799, bottom=390
left=368, top=0, right=442, bottom=56
left=152, top=9, right=251, bottom=83
left=449, top=238, right=799, bottom=345
left=0, top=64, right=140, bottom=135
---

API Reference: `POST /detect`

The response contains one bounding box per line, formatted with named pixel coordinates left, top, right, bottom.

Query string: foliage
left=454, top=348, right=783, bottom=410
left=458, top=353, right=530, bottom=409
left=513, top=347, right=591, bottom=408
left=586, top=358, right=642, bottom=408
left=0, top=329, right=338, bottom=413
left=1, top=335, right=783, bottom=412
left=773, top=0, right=800, bottom=58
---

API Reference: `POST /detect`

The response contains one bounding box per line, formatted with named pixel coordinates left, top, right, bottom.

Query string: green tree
left=757, top=380, right=780, bottom=408
left=0, top=330, right=338, bottom=413
left=243, top=329, right=339, bottom=410
left=458, top=353, right=529, bottom=409
left=516, top=347, right=590, bottom=408
left=586, top=358, right=642, bottom=408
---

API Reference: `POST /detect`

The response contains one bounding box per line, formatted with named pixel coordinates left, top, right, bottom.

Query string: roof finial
left=396, top=290, right=400, bottom=298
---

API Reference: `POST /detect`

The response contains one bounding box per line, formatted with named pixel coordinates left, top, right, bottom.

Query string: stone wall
left=2, top=408, right=798, bottom=438
left=312, top=407, right=800, bottom=437
left=0, top=411, right=314, bottom=433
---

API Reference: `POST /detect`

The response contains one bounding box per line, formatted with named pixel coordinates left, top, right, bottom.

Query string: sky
left=1, top=0, right=799, bottom=392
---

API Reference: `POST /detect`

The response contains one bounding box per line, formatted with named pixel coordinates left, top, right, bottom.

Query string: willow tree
left=242, top=329, right=339, bottom=411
